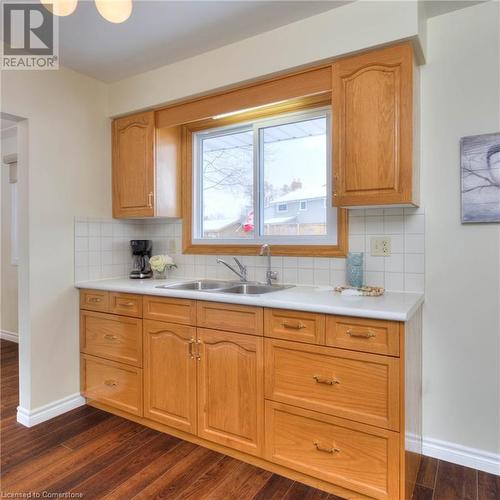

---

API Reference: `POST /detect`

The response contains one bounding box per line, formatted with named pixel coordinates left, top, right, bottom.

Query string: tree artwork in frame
left=461, top=132, right=500, bottom=223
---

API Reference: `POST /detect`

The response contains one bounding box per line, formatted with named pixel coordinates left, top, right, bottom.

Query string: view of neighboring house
left=202, top=218, right=246, bottom=239
left=264, top=185, right=326, bottom=236
left=203, top=185, right=327, bottom=238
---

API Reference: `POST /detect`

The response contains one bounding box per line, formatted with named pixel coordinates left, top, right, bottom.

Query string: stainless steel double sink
left=156, top=279, right=293, bottom=295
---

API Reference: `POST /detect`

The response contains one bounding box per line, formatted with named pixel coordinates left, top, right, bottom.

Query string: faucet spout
left=216, top=257, right=248, bottom=282
left=260, top=244, right=278, bottom=285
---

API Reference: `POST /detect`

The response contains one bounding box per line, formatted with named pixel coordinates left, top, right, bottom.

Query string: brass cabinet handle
left=313, top=441, right=340, bottom=454
left=188, top=337, right=195, bottom=359
left=121, top=301, right=135, bottom=307
left=282, top=320, right=305, bottom=330
left=196, top=339, right=202, bottom=361
left=104, top=334, right=118, bottom=341
left=88, top=297, right=102, bottom=303
left=347, top=329, right=376, bottom=339
left=313, top=375, right=339, bottom=386
left=104, top=379, right=118, bottom=387
left=148, top=192, right=153, bottom=208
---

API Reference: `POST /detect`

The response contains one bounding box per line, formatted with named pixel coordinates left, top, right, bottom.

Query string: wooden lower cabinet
left=81, top=354, right=142, bottom=416
left=143, top=320, right=197, bottom=434
left=196, top=328, right=264, bottom=456
left=265, top=401, right=399, bottom=500
left=265, top=339, right=400, bottom=431
left=80, top=289, right=421, bottom=499
left=80, top=310, right=142, bottom=367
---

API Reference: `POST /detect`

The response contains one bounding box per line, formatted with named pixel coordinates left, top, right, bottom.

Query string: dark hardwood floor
left=1, top=339, right=498, bottom=499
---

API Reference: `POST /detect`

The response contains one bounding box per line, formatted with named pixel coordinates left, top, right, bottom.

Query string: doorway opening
left=1, top=112, right=27, bottom=421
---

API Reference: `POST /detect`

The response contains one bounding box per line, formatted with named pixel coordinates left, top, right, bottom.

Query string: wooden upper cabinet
left=112, top=111, right=181, bottom=218
left=332, top=43, right=417, bottom=206
left=113, top=111, right=155, bottom=218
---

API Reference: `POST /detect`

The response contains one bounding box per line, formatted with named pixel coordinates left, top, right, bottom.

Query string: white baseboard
left=17, top=393, right=86, bottom=427
left=1, top=329, right=18, bottom=343
left=422, top=437, right=500, bottom=475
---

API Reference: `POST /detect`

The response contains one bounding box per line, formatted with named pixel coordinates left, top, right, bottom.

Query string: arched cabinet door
left=112, top=111, right=155, bottom=218
left=332, top=43, right=416, bottom=206
left=196, top=328, right=264, bottom=457
left=143, top=319, right=197, bottom=433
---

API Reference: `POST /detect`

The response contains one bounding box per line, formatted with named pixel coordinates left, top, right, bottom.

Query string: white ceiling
left=3, top=1, right=485, bottom=83
left=57, top=1, right=349, bottom=82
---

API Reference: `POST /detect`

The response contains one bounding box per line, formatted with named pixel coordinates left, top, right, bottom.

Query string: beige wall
left=1, top=67, right=110, bottom=409
left=1, top=131, right=18, bottom=335
left=421, top=1, right=500, bottom=455
left=108, top=0, right=423, bottom=116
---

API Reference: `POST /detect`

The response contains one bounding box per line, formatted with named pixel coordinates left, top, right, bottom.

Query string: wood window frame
left=181, top=94, right=348, bottom=257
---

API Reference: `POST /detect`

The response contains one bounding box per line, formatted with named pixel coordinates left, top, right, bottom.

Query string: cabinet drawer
left=109, top=292, right=142, bottom=318
left=81, top=354, right=142, bottom=416
left=326, top=316, right=400, bottom=356
left=197, top=301, right=263, bottom=336
left=143, top=296, right=196, bottom=325
left=265, top=401, right=399, bottom=500
left=264, top=309, right=325, bottom=344
left=80, top=289, right=109, bottom=313
left=265, top=339, right=399, bottom=430
left=80, top=311, right=142, bottom=367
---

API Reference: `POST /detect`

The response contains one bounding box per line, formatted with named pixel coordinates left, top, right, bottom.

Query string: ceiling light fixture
left=40, top=0, right=78, bottom=17
left=95, top=0, right=132, bottom=24
left=40, top=0, right=133, bottom=23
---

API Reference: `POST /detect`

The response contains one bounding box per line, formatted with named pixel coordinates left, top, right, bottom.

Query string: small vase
left=153, top=269, right=167, bottom=280
left=346, top=252, right=364, bottom=288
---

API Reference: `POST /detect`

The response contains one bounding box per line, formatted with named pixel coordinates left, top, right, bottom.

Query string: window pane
left=262, top=116, right=327, bottom=236
left=200, top=129, right=254, bottom=239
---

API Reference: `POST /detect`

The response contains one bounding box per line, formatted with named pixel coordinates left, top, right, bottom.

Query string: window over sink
left=182, top=96, right=347, bottom=257
left=192, top=106, right=337, bottom=245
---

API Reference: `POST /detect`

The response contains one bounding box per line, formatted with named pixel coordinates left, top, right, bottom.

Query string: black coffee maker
left=130, top=240, right=152, bottom=279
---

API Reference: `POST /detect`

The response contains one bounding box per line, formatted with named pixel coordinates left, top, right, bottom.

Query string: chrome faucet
left=260, top=244, right=278, bottom=286
left=216, top=257, right=248, bottom=282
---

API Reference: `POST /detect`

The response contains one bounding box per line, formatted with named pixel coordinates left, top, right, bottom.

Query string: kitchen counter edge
left=75, top=278, right=424, bottom=322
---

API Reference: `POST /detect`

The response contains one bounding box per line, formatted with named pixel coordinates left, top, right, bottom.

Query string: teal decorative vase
left=346, top=252, right=363, bottom=288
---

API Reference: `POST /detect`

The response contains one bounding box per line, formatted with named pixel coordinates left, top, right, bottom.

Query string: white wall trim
left=1, top=329, right=18, bottom=343
left=16, top=393, right=86, bottom=427
left=423, top=437, right=500, bottom=475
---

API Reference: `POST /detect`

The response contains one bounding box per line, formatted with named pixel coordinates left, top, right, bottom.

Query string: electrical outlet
left=168, top=240, right=177, bottom=253
left=371, top=236, right=391, bottom=256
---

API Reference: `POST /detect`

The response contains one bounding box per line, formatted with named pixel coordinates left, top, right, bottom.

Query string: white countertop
left=75, top=278, right=424, bottom=322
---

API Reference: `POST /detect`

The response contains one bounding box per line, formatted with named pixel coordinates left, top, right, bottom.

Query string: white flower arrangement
left=149, top=254, right=177, bottom=273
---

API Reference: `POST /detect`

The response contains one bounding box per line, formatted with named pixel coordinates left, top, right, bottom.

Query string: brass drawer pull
left=347, top=329, right=376, bottom=339
left=88, top=297, right=102, bottom=303
left=104, top=334, right=118, bottom=341
left=188, top=337, right=195, bottom=359
left=282, top=320, right=305, bottom=330
left=121, top=301, right=135, bottom=307
left=313, top=441, right=340, bottom=454
left=104, top=379, right=118, bottom=387
left=313, top=375, right=339, bottom=386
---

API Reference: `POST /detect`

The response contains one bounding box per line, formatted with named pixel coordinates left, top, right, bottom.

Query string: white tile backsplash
left=74, top=208, right=425, bottom=292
